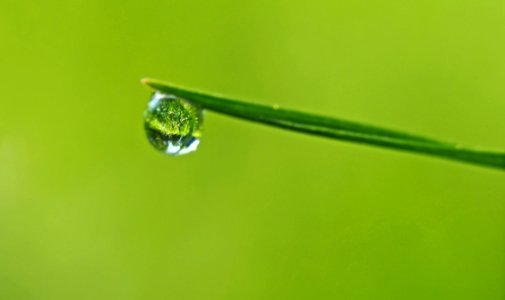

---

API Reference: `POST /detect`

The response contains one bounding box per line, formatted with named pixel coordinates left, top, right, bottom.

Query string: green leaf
left=142, top=78, right=505, bottom=171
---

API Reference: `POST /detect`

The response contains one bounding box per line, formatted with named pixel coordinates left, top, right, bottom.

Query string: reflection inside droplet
left=144, top=91, right=203, bottom=156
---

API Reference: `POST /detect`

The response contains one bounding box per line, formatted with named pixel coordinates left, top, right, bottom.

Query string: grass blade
left=142, top=78, right=505, bottom=171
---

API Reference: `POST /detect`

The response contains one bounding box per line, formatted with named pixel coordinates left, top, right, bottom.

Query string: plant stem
left=142, top=78, right=505, bottom=171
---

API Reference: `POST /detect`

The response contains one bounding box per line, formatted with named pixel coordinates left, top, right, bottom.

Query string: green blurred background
left=1, top=0, right=504, bottom=299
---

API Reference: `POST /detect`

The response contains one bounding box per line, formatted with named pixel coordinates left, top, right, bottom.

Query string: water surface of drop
left=144, top=91, right=203, bottom=155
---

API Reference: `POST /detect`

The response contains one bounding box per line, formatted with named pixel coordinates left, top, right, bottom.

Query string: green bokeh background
left=1, top=0, right=505, bottom=299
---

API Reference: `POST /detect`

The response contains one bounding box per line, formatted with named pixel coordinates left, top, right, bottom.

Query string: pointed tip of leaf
left=140, top=78, right=185, bottom=96
left=141, top=77, right=154, bottom=87
left=141, top=77, right=174, bottom=92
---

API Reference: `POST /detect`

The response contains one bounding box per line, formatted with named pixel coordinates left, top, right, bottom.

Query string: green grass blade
left=142, top=78, right=505, bottom=171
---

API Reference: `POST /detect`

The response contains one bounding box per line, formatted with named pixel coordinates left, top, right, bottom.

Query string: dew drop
left=144, top=91, right=203, bottom=156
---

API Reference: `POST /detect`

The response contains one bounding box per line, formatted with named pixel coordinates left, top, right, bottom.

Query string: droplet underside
left=144, top=91, right=203, bottom=156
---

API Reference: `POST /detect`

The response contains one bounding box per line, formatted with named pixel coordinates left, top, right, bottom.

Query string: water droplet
left=144, top=91, right=203, bottom=156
